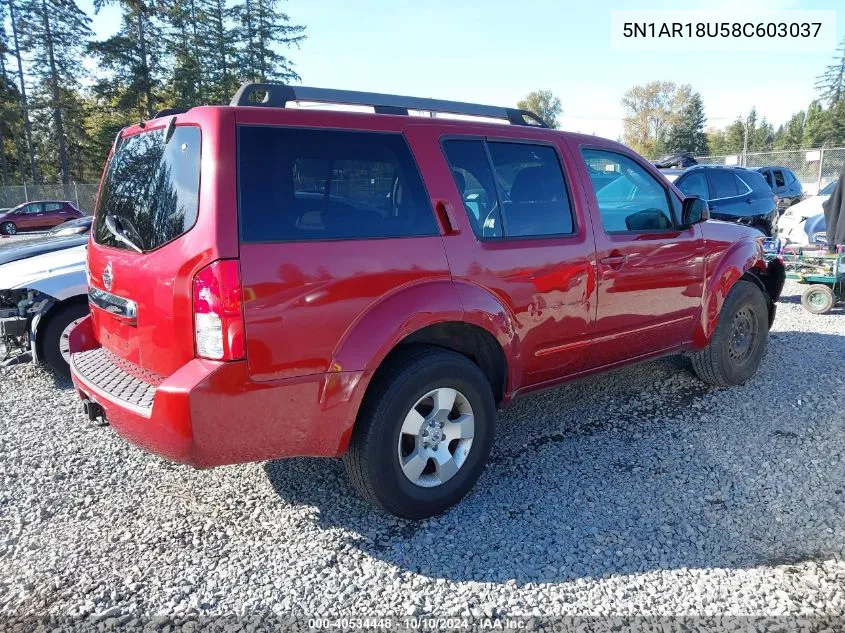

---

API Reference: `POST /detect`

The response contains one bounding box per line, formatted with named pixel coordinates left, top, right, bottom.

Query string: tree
left=161, top=0, right=204, bottom=107
left=19, top=0, right=92, bottom=184
left=197, top=0, right=238, bottom=103
left=816, top=36, right=845, bottom=106
left=90, top=0, right=165, bottom=119
left=6, top=0, right=39, bottom=183
left=802, top=101, right=833, bottom=147
left=658, top=91, right=708, bottom=156
left=516, top=89, right=562, bottom=129
left=621, top=81, right=693, bottom=158
left=230, top=0, right=305, bottom=85
left=773, top=110, right=804, bottom=150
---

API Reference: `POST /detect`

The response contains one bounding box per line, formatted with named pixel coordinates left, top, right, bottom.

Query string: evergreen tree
left=749, top=117, right=774, bottom=152
left=773, top=111, right=804, bottom=150
left=231, top=0, right=304, bottom=84
left=6, top=0, right=39, bottom=183
left=197, top=0, right=238, bottom=103
left=19, top=0, right=92, bottom=184
left=161, top=0, right=204, bottom=107
left=660, top=91, right=708, bottom=156
left=90, top=0, right=165, bottom=119
left=816, top=36, right=845, bottom=106
left=802, top=101, right=833, bottom=147
left=720, top=117, right=747, bottom=155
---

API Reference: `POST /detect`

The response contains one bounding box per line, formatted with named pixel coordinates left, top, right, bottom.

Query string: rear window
left=94, top=126, right=201, bottom=252
left=238, top=127, right=436, bottom=242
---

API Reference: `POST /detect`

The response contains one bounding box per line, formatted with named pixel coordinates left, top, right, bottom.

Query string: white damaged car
left=0, top=244, right=87, bottom=377
left=777, top=180, right=836, bottom=246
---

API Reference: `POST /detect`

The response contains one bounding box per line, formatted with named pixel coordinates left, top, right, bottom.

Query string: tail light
left=192, top=259, right=245, bottom=360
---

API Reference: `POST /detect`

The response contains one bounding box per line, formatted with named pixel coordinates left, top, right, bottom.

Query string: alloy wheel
left=397, top=387, right=475, bottom=488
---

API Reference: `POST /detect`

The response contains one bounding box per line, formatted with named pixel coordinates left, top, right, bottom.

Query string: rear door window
left=238, top=127, right=436, bottom=242
left=774, top=170, right=786, bottom=188
left=94, top=126, right=201, bottom=252
left=442, top=139, right=575, bottom=239
left=676, top=172, right=709, bottom=199
left=710, top=171, right=739, bottom=199
left=487, top=142, right=575, bottom=237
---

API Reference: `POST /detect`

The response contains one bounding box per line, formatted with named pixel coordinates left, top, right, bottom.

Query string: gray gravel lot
left=1, top=281, right=844, bottom=629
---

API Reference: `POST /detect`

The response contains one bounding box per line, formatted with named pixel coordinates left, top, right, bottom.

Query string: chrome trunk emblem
left=102, top=263, right=113, bottom=291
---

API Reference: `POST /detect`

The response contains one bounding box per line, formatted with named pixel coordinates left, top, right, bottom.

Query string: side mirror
left=681, top=196, right=709, bottom=226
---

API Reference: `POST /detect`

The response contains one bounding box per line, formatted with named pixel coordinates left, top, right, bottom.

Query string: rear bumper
left=69, top=318, right=367, bottom=467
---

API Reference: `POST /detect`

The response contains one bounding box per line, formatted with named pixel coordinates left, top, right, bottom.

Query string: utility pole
left=742, top=117, right=749, bottom=167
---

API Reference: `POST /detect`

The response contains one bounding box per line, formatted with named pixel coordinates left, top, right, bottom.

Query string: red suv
left=69, top=84, right=785, bottom=519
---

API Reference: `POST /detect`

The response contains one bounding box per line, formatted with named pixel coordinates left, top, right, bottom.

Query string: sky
left=78, top=0, right=844, bottom=141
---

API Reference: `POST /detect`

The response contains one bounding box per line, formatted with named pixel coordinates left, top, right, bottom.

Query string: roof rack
left=229, top=83, right=548, bottom=128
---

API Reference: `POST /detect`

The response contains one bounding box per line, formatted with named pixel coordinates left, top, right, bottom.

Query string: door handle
left=600, top=253, right=628, bottom=270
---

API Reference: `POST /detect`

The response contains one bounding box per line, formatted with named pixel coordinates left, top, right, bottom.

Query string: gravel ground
left=1, top=281, right=844, bottom=630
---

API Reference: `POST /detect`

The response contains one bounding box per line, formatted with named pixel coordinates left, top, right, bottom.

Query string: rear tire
left=344, top=347, right=496, bottom=519
left=801, top=284, right=835, bottom=315
left=1, top=221, right=17, bottom=235
left=41, top=302, right=89, bottom=378
left=690, top=280, right=769, bottom=387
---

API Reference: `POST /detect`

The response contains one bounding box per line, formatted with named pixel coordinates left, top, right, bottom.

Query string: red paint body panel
left=70, top=104, right=782, bottom=468
left=73, top=355, right=368, bottom=466
left=86, top=109, right=239, bottom=377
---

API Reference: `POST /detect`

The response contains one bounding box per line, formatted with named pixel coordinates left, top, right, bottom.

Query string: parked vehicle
left=777, top=180, right=837, bottom=246
left=68, top=84, right=785, bottom=519
left=653, top=152, right=698, bottom=169
left=674, top=165, right=780, bottom=236
left=0, top=244, right=87, bottom=376
left=756, top=166, right=803, bottom=209
left=0, top=233, right=88, bottom=266
left=48, top=215, right=93, bottom=236
left=0, top=200, right=84, bottom=235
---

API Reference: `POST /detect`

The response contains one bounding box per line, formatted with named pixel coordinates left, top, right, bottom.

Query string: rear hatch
left=86, top=110, right=235, bottom=377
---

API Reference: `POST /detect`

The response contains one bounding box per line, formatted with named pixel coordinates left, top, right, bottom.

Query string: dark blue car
left=674, top=166, right=779, bottom=236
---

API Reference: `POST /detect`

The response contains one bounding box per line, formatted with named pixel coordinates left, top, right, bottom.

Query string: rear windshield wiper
left=104, top=214, right=143, bottom=253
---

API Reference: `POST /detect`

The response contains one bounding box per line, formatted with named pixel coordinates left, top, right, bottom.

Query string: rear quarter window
left=710, top=171, right=739, bottom=198
left=238, top=127, right=436, bottom=242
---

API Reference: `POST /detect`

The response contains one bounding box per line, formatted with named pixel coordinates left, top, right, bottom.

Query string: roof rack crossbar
left=229, top=83, right=547, bottom=128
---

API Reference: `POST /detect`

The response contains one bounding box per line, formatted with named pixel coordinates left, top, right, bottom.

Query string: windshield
left=93, top=126, right=201, bottom=252
left=819, top=181, right=837, bottom=196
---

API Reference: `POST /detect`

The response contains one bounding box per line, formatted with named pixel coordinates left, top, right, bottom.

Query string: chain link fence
left=0, top=184, right=99, bottom=215
left=694, top=147, right=845, bottom=194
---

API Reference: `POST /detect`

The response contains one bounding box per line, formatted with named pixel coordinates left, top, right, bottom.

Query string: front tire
left=344, top=347, right=496, bottom=519
left=1, top=221, right=17, bottom=235
left=41, top=302, right=89, bottom=378
left=691, top=280, right=769, bottom=386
